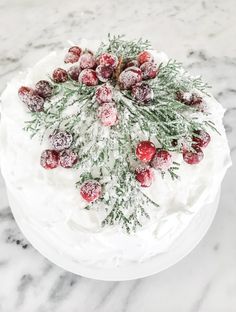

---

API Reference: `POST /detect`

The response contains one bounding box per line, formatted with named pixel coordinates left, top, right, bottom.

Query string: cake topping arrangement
left=19, top=35, right=216, bottom=233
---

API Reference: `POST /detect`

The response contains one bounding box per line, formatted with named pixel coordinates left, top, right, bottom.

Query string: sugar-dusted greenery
left=24, top=35, right=213, bottom=233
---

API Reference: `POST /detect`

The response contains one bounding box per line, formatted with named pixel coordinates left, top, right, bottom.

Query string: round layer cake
left=0, top=36, right=231, bottom=269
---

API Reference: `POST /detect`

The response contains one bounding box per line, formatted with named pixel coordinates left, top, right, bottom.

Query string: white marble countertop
left=0, top=0, right=235, bottom=311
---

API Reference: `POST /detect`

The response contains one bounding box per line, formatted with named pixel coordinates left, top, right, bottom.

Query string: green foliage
left=96, top=34, right=152, bottom=60
left=24, top=35, right=214, bottom=233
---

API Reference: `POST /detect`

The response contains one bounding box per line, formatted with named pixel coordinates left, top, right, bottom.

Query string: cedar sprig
left=24, top=35, right=216, bottom=233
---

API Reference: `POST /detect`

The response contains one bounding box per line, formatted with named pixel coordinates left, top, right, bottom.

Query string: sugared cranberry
left=27, top=94, right=44, bottom=112
left=136, top=141, right=156, bottom=163
left=97, top=53, right=117, bottom=68
left=59, top=149, right=78, bottom=168
left=18, top=86, right=44, bottom=112
left=67, top=65, right=81, bottom=81
left=64, top=52, right=80, bottom=64
left=126, top=59, right=139, bottom=68
left=68, top=46, right=82, bottom=57
left=137, top=51, right=153, bottom=65
left=135, top=166, right=154, bottom=187
left=49, top=131, right=73, bottom=151
left=131, top=83, right=153, bottom=103
left=18, top=86, right=33, bottom=102
left=79, top=69, right=98, bottom=86
left=183, top=145, right=204, bottom=165
left=192, top=130, right=211, bottom=148
left=151, top=150, right=172, bottom=171
left=118, top=66, right=142, bottom=89
left=80, top=180, right=102, bottom=203
left=40, top=150, right=59, bottom=169
left=96, top=65, right=113, bottom=82
left=35, top=80, right=53, bottom=98
left=79, top=53, right=96, bottom=69
left=95, top=84, right=113, bottom=104
left=140, top=61, right=159, bottom=80
left=98, top=102, right=118, bottom=126
left=176, top=91, right=203, bottom=107
left=52, top=68, right=68, bottom=83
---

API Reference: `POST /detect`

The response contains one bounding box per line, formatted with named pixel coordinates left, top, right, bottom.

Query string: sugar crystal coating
left=135, top=166, right=154, bottom=187
left=79, top=69, right=98, bottom=86
left=49, top=131, right=73, bottom=151
left=98, top=53, right=117, bottom=67
left=67, top=65, right=81, bottom=81
left=52, top=68, right=68, bottom=83
left=80, top=180, right=102, bottom=203
left=79, top=53, right=96, bottom=69
left=40, top=150, right=59, bottom=169
left=183, top=145, right=204, bottom=164
left=140, top=61, right=159, bottom=80
left=98, top=102, right=118, bottom=126
left=192, top=130, right=211, bottom=148
left=96, top=65, right=113, bottom=82
left=151, top=150, right=172, bottom=171
left=95, top=84, right=113, bottom=104
left=131, top=83, right=153, bottom=103
left=118, top=66, right=142, bottom=89
left=59, top=149, right=78, bottom=168
left=136, top=141, right=156, bottom=163
left=35, top=80, right=53, bottom=98
left=137, top=50, right=153, bottom=64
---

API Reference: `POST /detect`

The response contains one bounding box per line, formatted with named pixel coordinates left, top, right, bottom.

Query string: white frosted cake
left=0, top=36, right=231, bottom=269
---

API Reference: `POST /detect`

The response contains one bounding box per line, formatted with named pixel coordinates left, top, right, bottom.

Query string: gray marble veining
left=0, top=0, right=235, bottom=311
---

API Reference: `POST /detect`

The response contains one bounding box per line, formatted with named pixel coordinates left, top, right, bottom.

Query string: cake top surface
left=0, top=35, right=231, bottom=236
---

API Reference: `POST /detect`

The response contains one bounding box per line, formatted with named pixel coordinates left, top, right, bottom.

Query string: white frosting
left=0, top=44, right=231, bottom=267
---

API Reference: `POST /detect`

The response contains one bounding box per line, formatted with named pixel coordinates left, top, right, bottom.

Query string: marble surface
left=0, top=0, right=235, bottom=311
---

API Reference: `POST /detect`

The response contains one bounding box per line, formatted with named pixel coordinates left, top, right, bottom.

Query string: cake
left=0, top=35, right=231, bottom=269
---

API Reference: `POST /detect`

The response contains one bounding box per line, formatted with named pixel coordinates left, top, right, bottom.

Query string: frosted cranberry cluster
left=134, top=127, right=210, bottom=188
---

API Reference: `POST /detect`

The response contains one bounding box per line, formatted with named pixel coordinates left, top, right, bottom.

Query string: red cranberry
left=49, top=131, right=73, bottom=151
left=79, top=69, right=98, bottom=86
left=80, top=180, right=102, bottom=203
left=18, top=86, right=44, bottom=112
left=176, top=91, right=203, bottom=107
left=126, top=59, right=139, bottom=68
left=98, top=102, right=118, bottom=126
left=183, top=145, right=204, bottom=165
left=137, top=51, right=153, bottom=65
left=131, top=83, right=153, bottom=103
left=135, top=167, right=154, bottom=187
left=35, top=80, right=53, bottom=98
left=18, top=86, right=33, bottom=101
left=140, top=61, right=159, bottom=80
left=96, top=65, right=113, bottom=82
left=151, top=150, right=172, bottom=171
left=97, top=53, right=117, bottom=67
left=67, top=65, right=81, bottom=81
left=59, top=149, right=78, bottom=168
left=79, top=53, right=96, bottom=69
left=68, top=46, right=82, bottom=57
left=52, top=68, right=68, bottom=83
left=40, top=150, right=59, bottom=169
left=136, top=141, right=156, bottom=163
left=118, top=66, right=142, bottom=89
left=95, top=84, right=113, bottom=104
left=64, top=52, right=80, bottom=64
left=193, top=130, right=211, bottom=148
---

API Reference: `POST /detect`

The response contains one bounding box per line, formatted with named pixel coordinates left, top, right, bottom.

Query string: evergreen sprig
left=24, top=35, right=214, bottom=233
left=96, top=34, right=152, bottom=61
